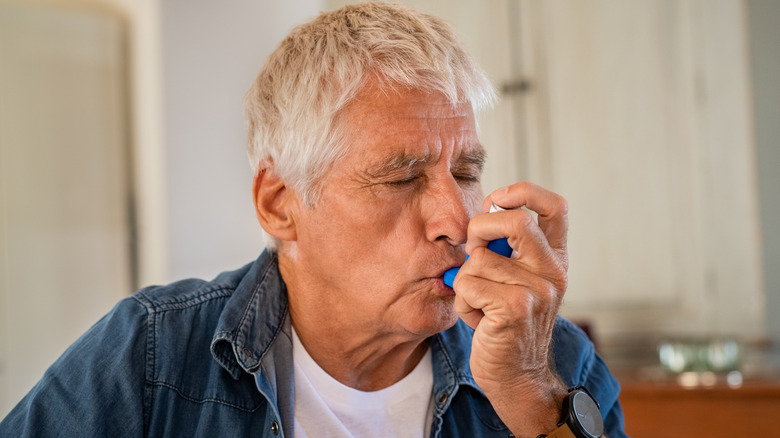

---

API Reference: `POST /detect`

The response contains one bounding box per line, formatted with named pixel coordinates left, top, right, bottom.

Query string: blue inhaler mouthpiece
left=443, top=237, right=512, bottom=288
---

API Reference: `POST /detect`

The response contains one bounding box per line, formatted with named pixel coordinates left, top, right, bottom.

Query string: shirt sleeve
left=0, top=296, right=149, bottom=436
left=551, top=317, right=627, bottom=438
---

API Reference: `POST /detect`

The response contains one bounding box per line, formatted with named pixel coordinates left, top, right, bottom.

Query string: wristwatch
left=538, top=386, right=604, bottom=438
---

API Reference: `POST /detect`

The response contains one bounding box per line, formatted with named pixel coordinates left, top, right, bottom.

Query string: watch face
left=572, top=391, right=604, bottom=437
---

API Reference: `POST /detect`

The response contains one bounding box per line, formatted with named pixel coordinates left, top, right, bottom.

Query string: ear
left=252, top=167, right=298, bottom=242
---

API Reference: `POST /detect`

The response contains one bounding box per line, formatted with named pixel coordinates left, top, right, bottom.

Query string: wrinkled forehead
left=342, top=96, right=484, bottom=170
left=346, top=80, right=473, bottom=120
left=336, top=83, right=479, bottom=152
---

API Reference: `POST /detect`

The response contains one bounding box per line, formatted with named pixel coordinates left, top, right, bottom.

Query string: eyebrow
left=452, top=148, right=487, bottom=173
left=362, top=145, right=487, bottom=180
left=363, top=152, right=433, bottom=179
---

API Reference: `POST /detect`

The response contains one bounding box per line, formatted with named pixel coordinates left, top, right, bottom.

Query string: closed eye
left=386, top=175, right=422, bottom=186
left=453, top=173, right=480, bottom=184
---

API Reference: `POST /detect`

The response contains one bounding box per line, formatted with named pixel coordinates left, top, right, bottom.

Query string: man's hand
left=452, top=182, right=570, bottom=438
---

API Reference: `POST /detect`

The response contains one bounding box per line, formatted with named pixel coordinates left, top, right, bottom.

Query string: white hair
left=245, top=1, right=496, bottom=249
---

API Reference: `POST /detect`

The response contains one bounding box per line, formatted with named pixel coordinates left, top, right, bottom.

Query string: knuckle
left=556, top=273, right=568, bottom=293
left=553, top=258, right=568, bottom=284
left=511, top=209, right=535, bottom=231
left=549, top=259, right=568, bottom=282
left=516, top=181, right=532, bottom=192
left=467, top=216, right=481, bottom=238
left=523, top=276, right=561, bottom=308
left=452, top=269, right=468, bottom=291
left=556, top=196, right=569, bottom=217
left=545, top=272, right=567, bottom=303
left=468, top=246, right=490, bottom=265
left=452, top=293, right=469, bottom=313
left=542, top=282, right=560, bottom=305
left=490, top=315, right=515, bottom=333
left=507, top=289, right=536, bottom=314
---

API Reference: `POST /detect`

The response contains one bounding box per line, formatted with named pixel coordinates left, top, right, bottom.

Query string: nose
left=423, top=175, right=472, bottom=246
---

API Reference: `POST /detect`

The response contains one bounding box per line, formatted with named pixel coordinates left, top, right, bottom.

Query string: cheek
left=463, top=184, right=484, bottom=216
left=294, top=202, right=357, bottom=258
left=302, top=199, right=399, bottom=258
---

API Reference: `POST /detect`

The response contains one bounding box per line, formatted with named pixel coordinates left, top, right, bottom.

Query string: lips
left=434, top=261, right=464, bottom=293
left=431, top=276, right=456, bottom=296
left=438, top=264, right=462, bottom=279
left=420, top=251, right=466, bottom=292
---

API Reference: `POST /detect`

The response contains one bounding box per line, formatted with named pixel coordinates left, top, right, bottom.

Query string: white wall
left=98, top=0, right=323, bottom=284
left=326, top=0, right=770, bottom=343
left=748, top=0, right=780, bottom=339
left=0, top=0, right=323, bottom=417
left=0, top=0, right=132, bottom=416
left=104, top=0, right=167, bottom=288
left=159, top=0, right=323, bottom=281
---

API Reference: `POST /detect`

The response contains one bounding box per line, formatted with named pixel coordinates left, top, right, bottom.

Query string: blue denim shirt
left=1, top=251, right=626, bottom=437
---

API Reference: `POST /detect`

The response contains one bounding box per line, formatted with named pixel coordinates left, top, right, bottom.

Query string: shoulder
left=123, top=263, right=254, bottom=381
left=0, top=260, right=270, bottom=436
left=130, top=263, right=252, bottom=314
left=53, top=262, right=255, bottom=384
left=72, top=265, right=252, bottom=358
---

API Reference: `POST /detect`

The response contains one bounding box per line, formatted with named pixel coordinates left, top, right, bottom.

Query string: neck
left=279, top=253, right=429, bottom=392
left=292, top=318, right=429, bottom=391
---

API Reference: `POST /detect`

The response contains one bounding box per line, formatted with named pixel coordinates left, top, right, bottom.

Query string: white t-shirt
left=292, top=329, right=435, bottom=438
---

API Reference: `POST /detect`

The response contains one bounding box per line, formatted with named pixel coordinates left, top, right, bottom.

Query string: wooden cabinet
left=620, top=380, right=779, bottom=436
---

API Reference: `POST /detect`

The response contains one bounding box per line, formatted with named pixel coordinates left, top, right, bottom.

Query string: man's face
left=282, top=83, right=484, bottom=339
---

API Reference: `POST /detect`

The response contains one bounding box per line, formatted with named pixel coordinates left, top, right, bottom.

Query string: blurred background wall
left=749, top=0, right=780, bottom=340
left=0, top=0, right=320, bottom=417
left=0, top=0, right=778, bottom=430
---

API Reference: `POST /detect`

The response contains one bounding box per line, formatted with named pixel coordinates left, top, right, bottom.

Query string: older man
left=1, top=3, right=625, bottom=437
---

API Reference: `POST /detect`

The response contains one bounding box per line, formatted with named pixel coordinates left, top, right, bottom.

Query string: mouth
left=421, top=251, right=466, bottom=296
left=430, top=276, right=456, bottom=297
left=437, top=263, right=462, bottom=278
left=429, top=263, right=461, bottom=296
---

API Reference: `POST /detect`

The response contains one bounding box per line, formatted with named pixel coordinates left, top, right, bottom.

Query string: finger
left=461, top=245, right=567, bottom=294
left=453, top=275, right=514, bottom=331
left=465, top=209, right=530, bottom=252
left=488, top=182, right=568, bottom=251
left=465, top=209, right=556, bottom=271
left=453, top=273, right=559, bottom=328
left=453, top=292, right=484, bottom=330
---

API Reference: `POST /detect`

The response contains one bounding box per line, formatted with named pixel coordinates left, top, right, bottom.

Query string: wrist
left=486, top=372, right=568, bottom=438
left=536, top=386, right=605, bottom=438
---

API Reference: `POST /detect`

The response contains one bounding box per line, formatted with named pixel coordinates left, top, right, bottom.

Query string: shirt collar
left=210, top=250, right=289, bottom=380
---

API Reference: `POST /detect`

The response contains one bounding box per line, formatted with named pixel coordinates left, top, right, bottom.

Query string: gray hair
left=245, top=2, right=496, bottom=249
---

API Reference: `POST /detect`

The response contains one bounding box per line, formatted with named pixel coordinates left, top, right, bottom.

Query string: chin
left=407, top=297, right=459, bottom=337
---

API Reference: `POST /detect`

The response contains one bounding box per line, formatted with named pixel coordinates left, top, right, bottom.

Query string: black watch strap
left=537, top=422, right=577, bottom=438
